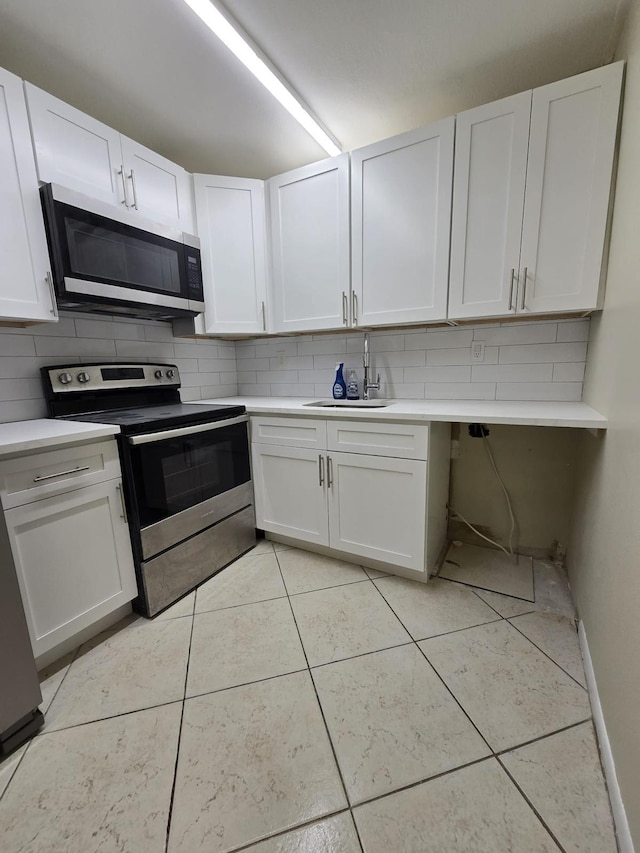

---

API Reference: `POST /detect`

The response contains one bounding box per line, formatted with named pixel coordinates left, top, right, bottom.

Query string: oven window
left=129, top=421, right=250, bottom=528
left=65, top=217, right=182, bottom=294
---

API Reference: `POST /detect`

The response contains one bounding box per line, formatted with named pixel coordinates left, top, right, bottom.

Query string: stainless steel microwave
left=40, top=183, right=205, bottom=320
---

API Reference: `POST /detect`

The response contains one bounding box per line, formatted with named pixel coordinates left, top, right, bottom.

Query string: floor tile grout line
left=184, top=667, right=310, bottom=702
left=466, top=584, right=537, bottom=619
left=222, top=808, right=354, bottom=853
left=494, top=718, right=594, bottom=758
left=505, top=618, right=587, bottom=690
left=163, top=607, right=196, bottom=853
left=193, top=591, right=289, bottom=617
left=439, top=575, right=535, bottom=604
left=496, top=755, right=567, bottom=853
left=286, top=575, right=372, bottom=597
left=272, top=547, right=364, bottom=853
left=309, top=640, right=416, bottom=670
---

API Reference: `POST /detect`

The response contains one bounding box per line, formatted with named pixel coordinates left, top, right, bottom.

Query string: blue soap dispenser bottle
left=332, top=363, right=347, bottom=399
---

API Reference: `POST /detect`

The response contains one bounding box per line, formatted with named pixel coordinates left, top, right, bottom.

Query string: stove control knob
left=58, top=372, right=73, bottom=385
left=166, top=369, right=175, bottom=379
left=77, top=371, right=90, bottom=384
left=154, top=369, right=164, bottom=380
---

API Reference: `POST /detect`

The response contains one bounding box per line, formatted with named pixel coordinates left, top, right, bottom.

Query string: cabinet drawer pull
left=33, top=465, right=90, bottom=483
left=508, top=268, right=516, bottom=311
left=342, top=291, right=348, bottom=326
left=261, top=300, right=266, bottom=331
left=351, top=291, right=358, bottom=327
left=521, top=267, right=528, bottom=310
left=118, top=166, right=129, bottom=207
left=318, top=454, right=325, bottom=486
left=117, top=482, right=128, bottom=523
left=327, top=455, right=333, bottom=488
left=129, top=169, right=139, bottom=210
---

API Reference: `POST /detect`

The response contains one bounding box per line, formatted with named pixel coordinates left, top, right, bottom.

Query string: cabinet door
left=269, top=154, right=350, bottom=333
left=121, top=135, right=194, bottom=232
left=194, top=174, right=268, bottom=334
left=252, top=444, right=329, bottom=546
left=24, top=82, right=124, bottom=207
left=327, top=451, right=427, bottom=571
left=6, top=480, right=137, bottom=658
left=0, top=69, right=57, bottom=323
left=448, top=92, right=531, bottom=319
left=519, top=62, right=623, bottom=315
left=351, top=118, right=454, bottom=326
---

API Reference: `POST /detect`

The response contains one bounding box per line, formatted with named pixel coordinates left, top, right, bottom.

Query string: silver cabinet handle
left=508, top=268, right=516, bottom=311
left=318, top=454, right=325, bottom=486
left=33, top=465, right=90, bottom=483
left=119, top=166, right=129, bottom=207
left=342, top=291, right=348, bottom=326
left=116, top=482, right=128, bottom=523
left=45, top=271, right=58, bottom=317
left=521, top=267, right=528, bottom=310
left=327, top=455, right=333, bottom=488
left=351, top=291, right=358, bottom=327
left=128, top=413, right=248, bottom=445
left=261, top=301, right=266, bottom=331
left=129, top=169, right=139, bottom=210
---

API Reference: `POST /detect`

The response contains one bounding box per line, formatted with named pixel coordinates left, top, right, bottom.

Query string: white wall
left=568, top=4, right=640, bottom=847
left=235, top=319, right=590, bottom=401
left=0, top=313, right=237, bottom=422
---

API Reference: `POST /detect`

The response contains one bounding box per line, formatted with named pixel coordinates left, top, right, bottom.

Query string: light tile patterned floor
left=0, top=541, right=618, bottom=853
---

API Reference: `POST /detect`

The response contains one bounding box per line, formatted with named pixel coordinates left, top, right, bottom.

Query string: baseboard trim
left=579, top=621, right=635, bottom=853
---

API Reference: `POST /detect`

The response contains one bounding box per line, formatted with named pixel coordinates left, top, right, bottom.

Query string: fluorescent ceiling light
left=181, top=0, right=341, bottom=157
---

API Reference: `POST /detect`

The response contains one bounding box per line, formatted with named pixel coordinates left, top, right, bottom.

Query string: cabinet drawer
left=0, top=439, right=121, bottom=509
left=251, top=416, right=327, bottom=449
left=327, top=420, right=429, bottom=460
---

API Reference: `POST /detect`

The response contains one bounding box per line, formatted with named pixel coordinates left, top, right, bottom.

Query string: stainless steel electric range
left=42, top=362, right=256, bottom=617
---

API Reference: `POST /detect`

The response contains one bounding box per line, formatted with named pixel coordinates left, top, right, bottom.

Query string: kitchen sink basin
left=303, top=399, right=390, bottom=408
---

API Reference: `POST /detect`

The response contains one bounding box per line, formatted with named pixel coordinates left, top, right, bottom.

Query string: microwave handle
left=128, top=414, right=248, bottom=446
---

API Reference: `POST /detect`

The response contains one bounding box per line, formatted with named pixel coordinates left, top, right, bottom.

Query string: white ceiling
left=0, top=0, right=628, bottom=179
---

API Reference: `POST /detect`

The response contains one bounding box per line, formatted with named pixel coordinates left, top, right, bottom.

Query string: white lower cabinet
left=0, top=440, right=137, bottom=659
left=252, top=417, right=450, bottom=576
left=327, top=452, right=427, bottom=571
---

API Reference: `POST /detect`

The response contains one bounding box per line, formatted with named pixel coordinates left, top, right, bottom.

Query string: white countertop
left=0, top=419, right=120, bottom=458
left=201, top=397, right=608, bottom=429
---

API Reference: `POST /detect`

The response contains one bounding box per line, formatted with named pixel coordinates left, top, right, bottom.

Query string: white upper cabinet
left=351, top=118, right=454, bottom=327
left=519, top=63, right=624, bottom=315
left=269, top=154, right=350, bottom=333
left=119, top=136, right=194, bottom=233
left=0, top=68, right=57, bottom=323
left=25, top=83, right=194, bottom=232
left=194, top=174, right=268, bottom=335
left=449, top=63, right=623, bottom=321
left=448, top=92, right=531, bottom=319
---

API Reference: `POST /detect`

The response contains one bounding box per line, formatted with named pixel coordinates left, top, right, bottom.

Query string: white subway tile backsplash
left=0, top=313, right=237, bottom=423
left=471, top=364, right=553, bottom=383
left=35, top=337, right=116, bottom=358
left=498, top=342, right=588, bottom=364
left=474, top=323, right=557, bottom=346
left=404, top=366, right=472, bottom=383
left=424, top=383, right=497, bottom=400
left=556, top=320, right=590, bottom=342
left=298, top=338, right=347, bottom=356
left=496, top=382, right=583, bottom=401
left=0, top=335, right=36, bottom=357
left=0, top=315, right=589, bottom=421
left=553, top=362, right=586, bottom=382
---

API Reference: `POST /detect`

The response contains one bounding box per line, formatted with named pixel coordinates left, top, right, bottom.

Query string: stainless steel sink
left=303, top=399, right=390, bottom=408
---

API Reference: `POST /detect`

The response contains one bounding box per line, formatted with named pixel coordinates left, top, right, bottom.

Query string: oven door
left=127, top=415, right=252, bottom=559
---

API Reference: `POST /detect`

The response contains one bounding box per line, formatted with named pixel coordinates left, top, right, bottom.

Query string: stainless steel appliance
left=42, top=363, right=255, bottom=616
left=0, top=544, right=43, bottom=754
left=40, top=183, right=205, bottom=319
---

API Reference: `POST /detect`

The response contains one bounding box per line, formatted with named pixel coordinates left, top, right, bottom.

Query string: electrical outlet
left=471, top=342, right=485, bottom=362
left=276, top=351, right=287, bottom=367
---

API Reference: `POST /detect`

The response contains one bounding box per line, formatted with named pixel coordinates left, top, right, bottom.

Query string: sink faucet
left=363, top=332, right=381, bottom=400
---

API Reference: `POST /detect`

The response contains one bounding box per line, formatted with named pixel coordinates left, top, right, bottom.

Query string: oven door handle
left=128, top=414, right=249, bottom=445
